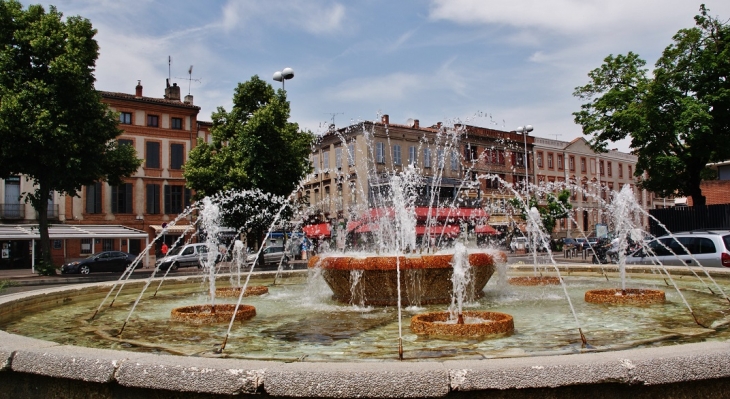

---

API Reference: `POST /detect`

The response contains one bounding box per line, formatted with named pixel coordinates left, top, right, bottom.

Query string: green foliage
left=184, top=76, right=314, bottom=233
left=0, top=279, right=15, bottom=292
left=509, top=189, right=573, bottom=237
left=34, top=260, right=57, bottom=276
left=0, top=1, right=142, bottom=265
left=573, top=5, right=730, bottom=208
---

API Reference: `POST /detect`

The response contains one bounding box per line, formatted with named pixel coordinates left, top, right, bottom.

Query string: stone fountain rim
left=3, top=266, right=730, bottom=397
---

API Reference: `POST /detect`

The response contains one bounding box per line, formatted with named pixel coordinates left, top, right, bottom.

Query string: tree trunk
left=34, top=183, right=53, bottom=270
left=689, top=183, right=707, bottom=230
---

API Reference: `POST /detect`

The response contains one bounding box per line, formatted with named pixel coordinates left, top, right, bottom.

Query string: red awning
left=414, top=207, right=489, bottom=220
left=302, top=223, right=331, bottom=237
left=415, top=225, right=460, bottom=236
left=354, top=223, right=379, bottom=234
left=346, top=220, right=362, bottom=233
left=474, top=225, right=498, bottom=235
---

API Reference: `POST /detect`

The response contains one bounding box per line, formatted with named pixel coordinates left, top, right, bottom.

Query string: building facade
left=1, top=81, right=212, bottom=268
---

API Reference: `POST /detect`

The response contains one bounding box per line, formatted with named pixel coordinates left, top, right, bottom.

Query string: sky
left=19, top=0, right=730, bottom=152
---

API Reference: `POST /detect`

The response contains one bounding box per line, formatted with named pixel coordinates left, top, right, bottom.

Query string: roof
left=100, top=91, right=200, bottom=111
left=0, top=224, right=149, bottom=240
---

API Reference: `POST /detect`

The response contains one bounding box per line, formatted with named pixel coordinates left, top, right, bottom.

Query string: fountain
left=3, top=120, right=730, bottom=397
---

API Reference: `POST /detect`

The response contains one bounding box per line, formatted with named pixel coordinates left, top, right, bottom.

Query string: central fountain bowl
left=308, top=251, right=501, bottom=306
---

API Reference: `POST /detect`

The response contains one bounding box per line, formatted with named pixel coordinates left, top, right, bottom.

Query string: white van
left=625, top=230, right=730, bottom=268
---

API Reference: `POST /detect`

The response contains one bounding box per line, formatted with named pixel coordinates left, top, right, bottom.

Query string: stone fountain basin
left=3, top=267, right=730, bottom=397
left=308, top=251, right=500, bottom=306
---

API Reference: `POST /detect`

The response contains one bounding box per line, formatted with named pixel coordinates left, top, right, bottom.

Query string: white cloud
left=218, top=0, right=347, bottom=35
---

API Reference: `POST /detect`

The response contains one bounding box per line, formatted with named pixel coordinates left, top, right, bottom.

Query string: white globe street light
left=516, top=125, right=533, bottom=193
left=273, top=67, right=294, bottom=90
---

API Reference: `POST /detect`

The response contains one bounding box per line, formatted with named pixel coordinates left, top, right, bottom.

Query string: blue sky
left=21, top=0, right=730, bottom=152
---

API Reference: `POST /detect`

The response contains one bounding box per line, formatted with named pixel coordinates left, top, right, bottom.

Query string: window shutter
left=111, top=186, right=118, bottom=213
left=164, top=185, right=171, bottom=214
left=125, top=184, right=133, bottom=213
left=95, top=182, right=102, bottom=213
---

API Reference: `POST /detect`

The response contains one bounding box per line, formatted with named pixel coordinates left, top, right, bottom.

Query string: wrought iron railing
left=0, top=203, right=24, bottom=219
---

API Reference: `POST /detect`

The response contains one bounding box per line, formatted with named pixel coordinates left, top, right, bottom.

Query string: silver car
left=246, top=246, right=289, bottom=266
left=625, top=230, right=730, bottom=268
left=156, top=243, right=219, bottom=271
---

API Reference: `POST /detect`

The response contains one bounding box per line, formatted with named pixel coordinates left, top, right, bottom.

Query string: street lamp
left=273, top=67, right=294, bottom=90
left=516, top=125, right=533, bottom=193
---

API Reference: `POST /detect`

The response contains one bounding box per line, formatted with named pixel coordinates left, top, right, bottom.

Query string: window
left=580, top=157, right=586, bottom=173
left=437, top=149, right=445, bottom=168
left=547, top=153, right=554, bottom=169
left=81, top=238, right=92, bottom=255
left=147, top=114, right=159, bottom=127
left=393, top=145, right=401, bottom=166
left=170, top=143, right=184, bottom=170
left=464, top=144, right=477, bottom=161
left=335, top=148, right=342, bottom=169
left=111, top=183, right=133, bottom=214
left=313, top=154, right=319, bottom=174
left=102, top=239, right=113, bottom=252
left=146, top=141, right=160, bottom=168
left=424, top=148, right=431, bottom=168
left=599, top=160, right=605, bottom=176
left=323, top=150, right=330, bottom=170
left=537, top=152, right=543, bottom=168
left=85, top=182, right=102, bottom=214
left=376, top=142, right=385, bottom=164
left=628, top=165, right=633, bottom=177
left=569, top=156, right=575, bottom=171
left=619, top=163, right=623, bottom=178
left=171, top=117, right=182, bottom=130
left=607, top=161, right=612, bottom=177
left=120, top=112, right=132, bottom=125
left=557, top=154, right=564, bottom=170
left=118, top=138, right=133, bottom=147
left=450, top=149, right=459, bottom=171
left=164, top=185, right=190, bottom=214
left=348, top=144, right=355, bottom=166
left=408, top=146, right=417, bottom=166
left=146, top=184, right=160, bottom=214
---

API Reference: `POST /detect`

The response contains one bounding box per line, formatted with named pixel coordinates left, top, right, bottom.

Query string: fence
left=648, top=204, right=730, bottom=236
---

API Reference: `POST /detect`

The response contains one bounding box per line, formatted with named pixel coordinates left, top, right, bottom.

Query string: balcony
left=36, top=204, right=60, bottom=220
left=0, top=204, right=24, bottom=220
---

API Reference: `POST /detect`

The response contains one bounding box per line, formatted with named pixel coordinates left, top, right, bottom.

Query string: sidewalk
left=0, top=260, right=310, bottom=287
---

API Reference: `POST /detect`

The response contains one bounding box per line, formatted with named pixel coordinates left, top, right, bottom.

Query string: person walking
left=161, top=242, right=169, bottom=256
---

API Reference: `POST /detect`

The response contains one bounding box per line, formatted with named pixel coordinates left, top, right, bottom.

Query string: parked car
left=247, top=246, right=289, bottom=266
left=156, top=243, right=220, bottom=271
left=61, top=251, right=137, bottom=274
left=625, top=230, right=730, bottom=268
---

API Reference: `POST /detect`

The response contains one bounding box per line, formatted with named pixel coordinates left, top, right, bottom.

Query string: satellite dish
left=406, top=118, right=415, bottom=127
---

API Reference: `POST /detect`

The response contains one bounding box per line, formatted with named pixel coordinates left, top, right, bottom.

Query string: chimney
left=381, top=114, right=389, bottom=125
left=164, top=80, right=181, bottom=101
left=436, top=122, right=442, bottom=129
left=413, top=119, right=419, bottom=129
left=135, top=80, right=143, bottom=97
left=184, top=94, right=194, bottom=105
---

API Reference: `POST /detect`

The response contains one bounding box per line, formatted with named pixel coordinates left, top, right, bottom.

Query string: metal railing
left=0, top=203, right=24, bottom=219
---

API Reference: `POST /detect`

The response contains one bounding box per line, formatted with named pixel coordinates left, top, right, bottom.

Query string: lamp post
left=272, top=67, right=294, bottom=90
left=516, top=125, right=533, bottom=193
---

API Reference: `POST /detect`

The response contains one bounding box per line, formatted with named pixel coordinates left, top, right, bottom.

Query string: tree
left=184, top=76, right=314, bottom=237
left=573, top=5, right=730, bottom=208
left=0, top=1, right=141, bottom=273
left=509, top=189, right=573, bottom=237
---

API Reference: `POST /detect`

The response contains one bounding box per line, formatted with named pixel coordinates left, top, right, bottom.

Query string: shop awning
left=150, top=224, right=197, bottom=235
left=354, top=223, right=379, bottom=234
left=303, top=223, right=331, bottom=237
left=0, top=224, right=149, bottom=240
left=414, top=207, right=488, bottom=220
left=415, top=225, right=460, bottom=236
left=475, top=225, right=499, bottom=235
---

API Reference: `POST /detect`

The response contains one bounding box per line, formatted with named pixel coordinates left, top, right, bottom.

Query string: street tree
left=184, top=76, right=314, bottom=239
left=509, top=189, right=573, bottom=238
left=573, top=5, right=730, bottom=208
left=0, top=1, right=141, bottom=273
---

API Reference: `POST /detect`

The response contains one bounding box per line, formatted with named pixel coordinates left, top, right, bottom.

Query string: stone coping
left=2, top=267, right=730, bottom=397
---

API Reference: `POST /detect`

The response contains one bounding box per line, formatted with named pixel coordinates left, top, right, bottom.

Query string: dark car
left=61, top=251, right=137, bottom=274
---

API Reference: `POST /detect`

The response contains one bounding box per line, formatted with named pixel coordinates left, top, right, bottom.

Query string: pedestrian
left=161, top=242, right=168, bottom=256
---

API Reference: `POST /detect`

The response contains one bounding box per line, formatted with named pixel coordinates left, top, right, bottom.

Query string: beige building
left=532, top=136, right=650, bottom=237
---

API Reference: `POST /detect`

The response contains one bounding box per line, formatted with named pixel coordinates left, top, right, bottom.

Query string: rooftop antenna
left=168, top=56, right=172, bottom=82
left=174, top=65, right=201, bottom=95
left=551, top=134, right=562, bottom=141
left=325, top=112, right=343, bottom=127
